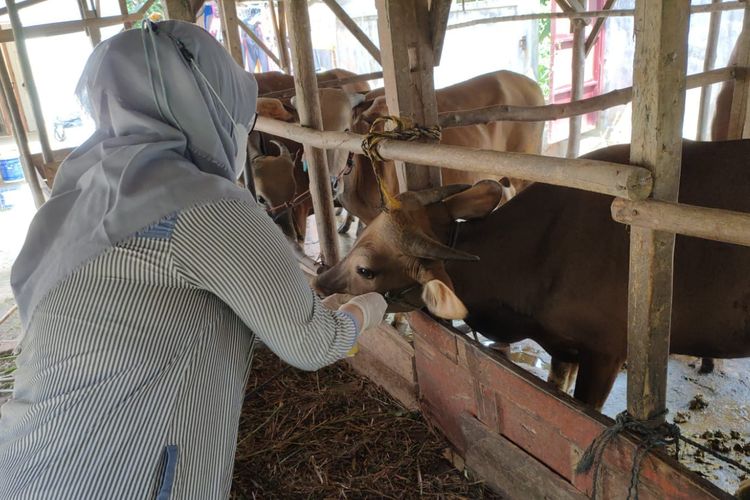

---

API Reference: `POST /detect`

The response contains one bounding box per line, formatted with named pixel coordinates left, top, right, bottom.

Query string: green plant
left=126, top=0, right=166, bottom=23
left=537, top=0, right=552, bottom=100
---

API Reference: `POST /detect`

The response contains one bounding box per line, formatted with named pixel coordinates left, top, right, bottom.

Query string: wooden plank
left=347, top=347, right=418, bottom=410
left=375, top=0, right=441, bottom=192
left=285, top=0, right=340, bottom=266
left=696, top=0, right=722, bottom=141
left=117, top=0, right=132, bottom=29
left=438, top=67, right=735, bottom=126
left=254, top=115, right=655, bottom=200
left=30, top=147, right=73, bottom=187
left=612, top=198, right=750, bottom=248
left=567, top=16, right=586, bottom=158
left=0, top=0, right=46, bottom=17
left=584, top=0, right=616, bottom=56
left=6, top=0, right=53, bottom=165
left=239, top=20, right=282, bottom=68
left=460, top=413, right=588, bottom=500
left=0, top=47, right=44, bottom=207
left=268, top=0, right=289, bottom=72
left=626, top=0, right=689, bottom=424
left=277, top=1, right=290, bottom=73
left=321, top=0, right=381, bottom=64
left=77, top=0, right=102, bottom=47
left=728, top=3, right=750, bottom=139
left=218, top=0, right=243, bottom=66
left=429, top=0, right=452, bottom=66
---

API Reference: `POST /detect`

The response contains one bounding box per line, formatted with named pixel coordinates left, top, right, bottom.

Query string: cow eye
left=356, top=266, right=375, bottom=280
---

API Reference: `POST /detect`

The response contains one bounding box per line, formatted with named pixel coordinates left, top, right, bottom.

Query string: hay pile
left=231, top=346, right=500, bottom=499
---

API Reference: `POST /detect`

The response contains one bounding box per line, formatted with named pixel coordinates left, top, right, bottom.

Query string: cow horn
left=270, top=140, right=292, bottom=160
left=408, top=184, right=472, bottom=206
left=400, top=229, right=479, bottom=262
left=247, top=132, right=263, bottom=162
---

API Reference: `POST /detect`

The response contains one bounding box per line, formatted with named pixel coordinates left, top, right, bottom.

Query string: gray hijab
left=11, top=20, right=258, bottom=327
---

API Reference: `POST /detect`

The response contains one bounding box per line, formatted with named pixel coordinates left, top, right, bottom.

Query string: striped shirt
left=0, top=199, right=357, bottom=499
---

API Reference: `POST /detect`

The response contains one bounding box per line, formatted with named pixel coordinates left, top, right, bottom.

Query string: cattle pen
left=1, top=0, right=749, bottom=498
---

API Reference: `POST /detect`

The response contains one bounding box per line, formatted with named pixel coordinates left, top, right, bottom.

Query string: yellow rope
left=360, top=116, right=441, bottom=212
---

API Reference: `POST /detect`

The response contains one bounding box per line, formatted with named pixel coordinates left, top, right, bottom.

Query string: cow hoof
left=698, top=357, right=715, bottom=374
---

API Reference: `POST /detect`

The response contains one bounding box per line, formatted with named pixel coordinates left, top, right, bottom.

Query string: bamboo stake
left=254, top=116, right=654, bottom=201
left=439, top=66, right=736, bottom=127
left=626, top=0, right=689, bottom=425
left=612, top=198, right=750, bottom=248
left=0, top=49, right=44, bottom=208
left=259, top=71, right=383, bottom=98
left=446, top=1, right=744, bottom=29
left=321, top=0, right=381, bottom=64
left=239, top=19, right=282, bottom=68
left=277, top=1, right=290, bottom=73
left=285, top=1, right=340, bottom=265
left=268, top=0, right=289, bottom=72
left=6, top=0, right=53, bottom=165
left=697, top=0, right=722, bottom=141
left=567, top=15, right=586, bottom=158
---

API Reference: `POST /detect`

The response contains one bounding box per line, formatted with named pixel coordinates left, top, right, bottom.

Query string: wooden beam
left=567, top=16, right=586, bottom=158
left=0, top=48, right=44, bottom=208
left=239, top=19, right=282, bottom=68
left=218, top=0, right=243, bottom=66
left=696, top=0, right=722, bottom=141
left=584, top=0, right=615, bottom=56
left=438, top=66, right=735, bottom=126
left=277, top=1, right=290, bottom=73
left=268, top=0, right=290, bottom=72
left=254, top=116, right=654, bottom=200
left=117, top=0, right=132, bottom=29
left=612, top=198, right=750, bottom=248
left=321, top=0, right=381, bottom=65
left=163, top=0, right=196, bottom=21
left=77, top=0, right=102, bottom=47
left=0, top=0, right=155, bottom=42
left=285, top=0, right=340, bottom=266
left=728, top=3, right=750, bottom=139
left=446, top=1, right=745, bottom=29
left=6, top=0, right=54, bottom=165
left=376, top=0, right=441, bottom=192
left=430, top=0, right=452, bottom=66
left=0, top=0, right=46, bottom=17
left=626, top=0, right=689, bottom=424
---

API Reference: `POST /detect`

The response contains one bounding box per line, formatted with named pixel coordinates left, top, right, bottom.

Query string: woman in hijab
left=0, top=20, right=386, bottom=498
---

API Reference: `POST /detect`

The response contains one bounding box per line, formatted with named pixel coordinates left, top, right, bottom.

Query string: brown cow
left=255, top=68, right=371, bottom=95
left=710, top=43, right=737, bottom=141
left=314, top=139, right=750, bottom=410
left=338, top=70, right=545, bottom=227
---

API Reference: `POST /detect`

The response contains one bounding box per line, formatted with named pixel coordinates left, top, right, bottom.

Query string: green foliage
left=537, top=0, right=552, bottom=100
left=126, top=0, right=166, bottom=24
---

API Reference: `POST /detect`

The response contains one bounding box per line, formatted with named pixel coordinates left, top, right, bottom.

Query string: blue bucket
left=0, top=156, right=23, bottom=182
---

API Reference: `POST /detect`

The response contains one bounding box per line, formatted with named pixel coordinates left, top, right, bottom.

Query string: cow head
left=314, top=180, right=504, bottom=319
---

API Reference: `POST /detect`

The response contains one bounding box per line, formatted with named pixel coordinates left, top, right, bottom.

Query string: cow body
left=315, top=140, right=750, bottom=409
left=341, top=70, right=545, bottom=225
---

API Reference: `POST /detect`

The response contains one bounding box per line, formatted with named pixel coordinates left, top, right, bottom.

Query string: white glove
left=321, top=293, right=353, bottom=311
left=341, top=292, right=388, bottom=332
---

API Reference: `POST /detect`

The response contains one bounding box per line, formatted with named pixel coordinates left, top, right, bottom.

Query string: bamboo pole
left=254, top=116, right=654, bottom=201
left=0, top=0, right=155, bottom=42
left=584, top=0, right=615, bottom=56
left=567, top=15, right=586, bottom=158
left=117, top=0, right=133, bottom=29
left=6, top=0, right=53, bottom=165
left=446, top=1, right=744, bottom=29
left=728, top=3, right=750, bottom=139
left=77, top=0, right=102, bottom=47
left=0, top=49, right=44, bottom=208
left=0, top=304, right=18, bottom=327
left=285, top=1, right=340, bottom=266
left=321, top=0, right=381, bottom=64
left=239, top=19, right=282, bottom=68
left=430, top=0, right=452, bottom=66
left=376, top=0, right=441, bottom=191
left=268, top=0, right=289, bottom=72
left=626, top=0, right=689, bottom=425
left=439, top=66, right=736, bottom=127
left=260, top=70, right=383, bottom=98
left=612, top=198, right=750, bottom=248
left=219, top=0, right=243, bottom=66
left=277, top=1, right=290, bottom=73
left=697, top=0, right=722, bottom=141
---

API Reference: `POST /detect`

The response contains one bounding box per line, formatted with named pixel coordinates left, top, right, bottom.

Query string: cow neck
left=425, top=202, right=461, bottom=249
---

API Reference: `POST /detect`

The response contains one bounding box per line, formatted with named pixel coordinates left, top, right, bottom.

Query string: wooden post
left=285, top=1, right=340, bottom=266
left=375, top=0, right=441, bottom=192
left=117, top=0, right=132, bottom=29
left=567, top=16, right=586, bottom=158
left=268, top=0, right=290, bottom=72
left=697, top=0, right=722, bottom=141
left=321, top=0, right=381, bottom=64
left=728, top=3, right=750, bottom=139
left=0, top=49, right=44, bottom=207
left=584, top=0, right=615, bottom=56
left=626, top=0, right=689, bottom=424
left=276, top=1, right=290, bottom=73
left=164, top=0, right=196, bottom=22
left=77, top=0, right=102, bottom=47
left=430, top=0, right=452, bottom=66
left=219, top=0, right=244, bottom=66
left=6, top=0, right=54, bottom=165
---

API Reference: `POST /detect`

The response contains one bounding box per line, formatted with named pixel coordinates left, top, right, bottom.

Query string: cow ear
left=443, top=180, right=503, bottom=220
left=422, top=280, right=468, bottom=320
left=257, top=98, right=295, bottom=122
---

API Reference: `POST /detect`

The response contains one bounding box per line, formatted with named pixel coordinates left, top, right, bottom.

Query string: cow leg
left=548, top=359, right=578, bottom=393
left=573, top=355, right=621, bottom=411
left=698, top=357, right=715, bottom=374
